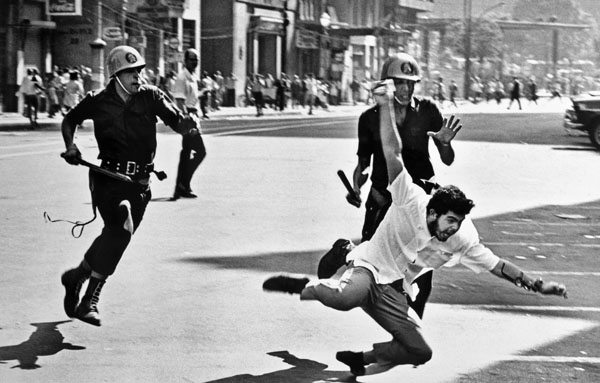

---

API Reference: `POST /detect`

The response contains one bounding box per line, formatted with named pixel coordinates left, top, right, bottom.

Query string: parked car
left=564, top=91, right=600, bottom=149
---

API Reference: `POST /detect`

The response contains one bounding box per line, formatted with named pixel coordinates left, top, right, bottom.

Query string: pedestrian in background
left=304, top=73, right=318, bottom=115
left=290, top=74, right=303, bottom=108
left=507, top=76, right=522, bottom=110
left=249, top=73, right=265, bottom=117
left=199, top=71, right=212, bottom=118
left=449, top=79, right=458, bottom=108
left=172, top=48, right=207, bottom=200
left=212, top=70, right=224, bottom=111
left=62, top=70, right=84, bottom=114
left=46, top=72, right=62, bottom=118
left=224, top=72, right=237, bottom=107
left=527, top=77, right=538, bottom=105
left=60, top=45, right=199, bottom=326
left=350, top=76, right=361, bottom=105
left=493, top=78, right=504, bottom=104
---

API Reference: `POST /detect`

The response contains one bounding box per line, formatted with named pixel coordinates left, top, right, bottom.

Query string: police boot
left=75, top=276, right=105, bottom=327
left=61, top=262, right=91, bottom=318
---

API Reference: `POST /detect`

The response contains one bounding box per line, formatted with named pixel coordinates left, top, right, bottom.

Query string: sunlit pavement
left=0, top=104, right=598, bottom=382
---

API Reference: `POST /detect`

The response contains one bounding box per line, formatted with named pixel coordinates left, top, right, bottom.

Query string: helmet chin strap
left=114, top=75, right=132, bottom=96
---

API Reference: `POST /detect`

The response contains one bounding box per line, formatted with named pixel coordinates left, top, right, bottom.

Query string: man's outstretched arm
left=490, top=258, right=568, bottom=298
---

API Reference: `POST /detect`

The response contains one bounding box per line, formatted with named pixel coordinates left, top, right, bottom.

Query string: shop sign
left=103, top=27, right=123, bottom=41
left=236, top=0, right=286, bottom=9
left=47, top=0, right=82, bottom=16
left=296, top=30, right=319, bottom=49
left=129, top=35, right=147, bottom=48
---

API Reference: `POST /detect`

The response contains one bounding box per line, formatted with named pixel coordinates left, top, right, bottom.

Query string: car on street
left=564, top=91, right=600, bottom=149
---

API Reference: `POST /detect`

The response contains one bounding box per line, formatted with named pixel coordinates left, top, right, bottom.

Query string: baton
left=337, top=170, right=361, bottom=208
left=61, top=153, right=134, bottom=183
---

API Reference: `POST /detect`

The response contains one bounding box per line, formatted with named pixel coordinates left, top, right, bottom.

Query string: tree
left=508, top=0, right=596, bottom=62
left=446, top=18, right=504, bottom=64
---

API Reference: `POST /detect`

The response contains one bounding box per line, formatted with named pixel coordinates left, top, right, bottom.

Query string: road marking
left=493, top=221, right=600, bottom=227
left=485, top=242, right=600, bottom=248
left=0, top=149, right=60, bottom=159
left=210, top=120, right=343, bottom=136
left=500, top=355, right=600, bottom=364
left=0, top=140, right=63, bottom=150
left=486, top=242, right=600, bottom=249
left=449, top=304, right=600, bottom=313
left=447, top=269, right=600, bottom=276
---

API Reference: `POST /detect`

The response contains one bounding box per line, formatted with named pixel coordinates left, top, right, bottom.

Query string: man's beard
left=428, top=218, right=451, bottom=242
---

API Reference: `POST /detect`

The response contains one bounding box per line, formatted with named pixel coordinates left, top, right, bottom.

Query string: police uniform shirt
left=347, top=170, right=500, bottom=300
left=357, top=97, right=444, bottom=193
left=64, top=81, right=186, bottom=165
left=173, top=68, right=200, bottom=110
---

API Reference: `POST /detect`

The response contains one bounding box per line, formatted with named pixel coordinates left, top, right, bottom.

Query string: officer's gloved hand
left=62, top=143, right=81, bottom=165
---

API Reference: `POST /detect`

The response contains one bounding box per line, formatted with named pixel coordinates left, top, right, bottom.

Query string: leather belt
left=101, top=160, right=154, bottom=179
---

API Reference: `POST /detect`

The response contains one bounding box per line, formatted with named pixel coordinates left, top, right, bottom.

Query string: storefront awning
left=328, top=26, right=411, bottom=37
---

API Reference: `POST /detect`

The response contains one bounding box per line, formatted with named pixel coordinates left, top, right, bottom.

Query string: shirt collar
left=416, top=196, right=435, bottom=246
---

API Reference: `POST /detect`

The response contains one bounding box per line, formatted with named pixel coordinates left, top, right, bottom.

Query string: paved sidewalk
left=0, top=97, right=571, bottom=131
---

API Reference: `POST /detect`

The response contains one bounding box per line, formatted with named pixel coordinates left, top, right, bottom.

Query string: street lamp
left=320, top=11, right=331, bottom=29
left=319, top=10, right=331, bottom=78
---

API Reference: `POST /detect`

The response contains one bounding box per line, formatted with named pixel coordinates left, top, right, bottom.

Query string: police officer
left=60, top=46, right=198, bottom=326
left=317, top=53, right=462, bottom=319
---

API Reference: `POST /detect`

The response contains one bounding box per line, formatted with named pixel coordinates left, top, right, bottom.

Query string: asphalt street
left=0, top=102, right=599, bottom=382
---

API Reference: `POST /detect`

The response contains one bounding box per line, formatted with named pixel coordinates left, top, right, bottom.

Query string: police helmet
left=380, top=53, right=421, bottom=82
left=106, top=45, right=146, bottom=78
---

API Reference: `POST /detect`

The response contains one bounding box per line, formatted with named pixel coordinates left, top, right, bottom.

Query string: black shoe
left=317, top=239, right=353, bottom=279
left=179, top=190, right=197, bottom=198
left=172, top=188, right=198, bottom=200
left=61, top=268, right=89, bottom=318
left=263, top=275, right=309, bottom=295
left=75, top=277, right=105, bottom=327
left=336, top=351, right=366, bottom=376
left=75, top=298, right=101, bottom=326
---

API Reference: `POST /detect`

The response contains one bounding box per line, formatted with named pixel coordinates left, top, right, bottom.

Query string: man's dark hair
left=427, top=185, right=474, bottom=216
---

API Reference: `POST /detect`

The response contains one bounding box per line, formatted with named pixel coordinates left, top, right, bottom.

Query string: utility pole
left=281, top=0, right=289, bottom=75
left=463, top=0, right=472, bottom=100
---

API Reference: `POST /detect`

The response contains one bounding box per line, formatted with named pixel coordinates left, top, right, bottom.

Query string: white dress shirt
left=348, top=170, right=499, bottom=299
left=173, top=68, right=199, bottom=110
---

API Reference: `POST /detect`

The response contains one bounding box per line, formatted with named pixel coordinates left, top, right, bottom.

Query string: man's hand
left=372, top=79, right=395, bottom=106
left=534, top=279, right=568, bottom=298
left=62, top=143, right=81, bottom=165
left=181, top=115, right=199, bottom=136
left=427, top=115, right=462, bottom=146
left=345, top=191, right=362, bottom=208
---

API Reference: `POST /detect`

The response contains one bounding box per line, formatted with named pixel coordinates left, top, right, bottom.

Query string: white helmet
left=380, top=53, right=421, bottom=82
left=106, top=45, right=146, bottom=78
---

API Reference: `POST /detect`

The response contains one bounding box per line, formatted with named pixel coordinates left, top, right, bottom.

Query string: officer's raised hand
left=427, top=115, right=462, bottom=146
left=62, top=143, right=81, bottom=165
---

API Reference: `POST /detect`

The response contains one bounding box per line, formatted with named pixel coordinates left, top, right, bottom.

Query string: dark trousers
left=175, top=132, right=206, bottom=192
left=85, top=173, right=151, bottom=276
left=361, top=188, right=433, bottom=319
left=200, top=94, right=209, bottom=117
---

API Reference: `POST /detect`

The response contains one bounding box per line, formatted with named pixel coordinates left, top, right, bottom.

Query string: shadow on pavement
left=204, top=350, right=356, bottom=383
left=179, top=249, right=326, bottom=276
left=0, top=320, right=85, bottom=369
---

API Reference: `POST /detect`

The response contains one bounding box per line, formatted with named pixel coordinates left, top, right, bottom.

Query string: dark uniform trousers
left=84, top=172, right=151, bottom=276
left=361, top=187, right=433, bottom=319
left=175, top=110, right=206, bottom=192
